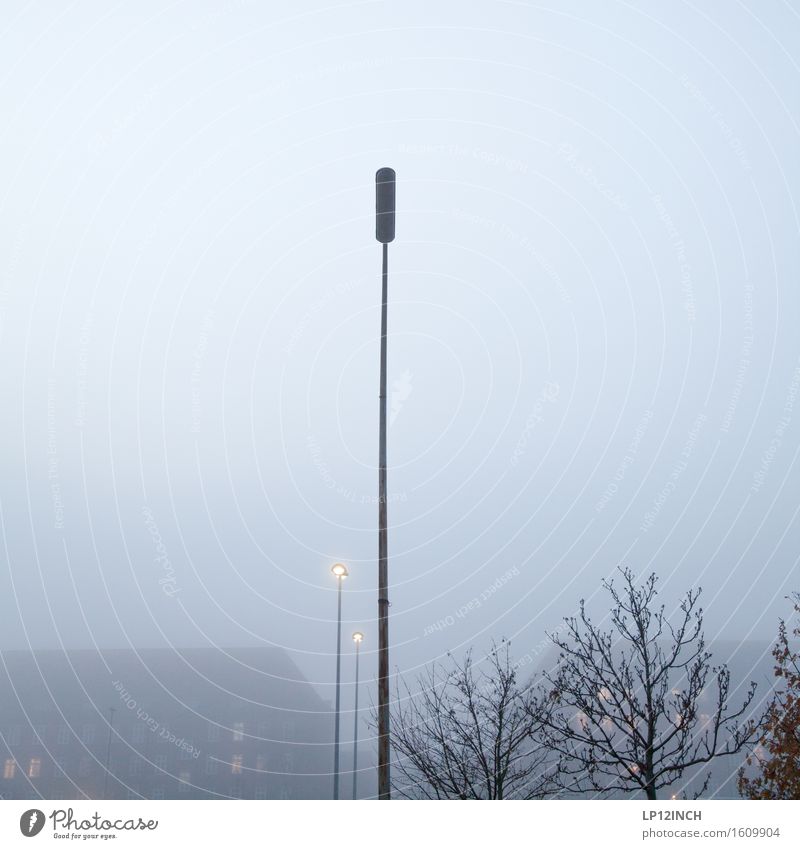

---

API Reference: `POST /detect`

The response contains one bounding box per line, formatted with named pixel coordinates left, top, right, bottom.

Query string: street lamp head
left=375, top=167, right=396, bottom=244
left=331, top=562, right=349, bottom=579
left=352, top=632, right=364, bottom=644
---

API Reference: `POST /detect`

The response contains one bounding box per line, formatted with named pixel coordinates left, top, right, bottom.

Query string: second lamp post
left=331, top=562, right=348, bottom=799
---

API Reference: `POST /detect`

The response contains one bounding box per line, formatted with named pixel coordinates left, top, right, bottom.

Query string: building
left=0, top=646, right=334, bottom=800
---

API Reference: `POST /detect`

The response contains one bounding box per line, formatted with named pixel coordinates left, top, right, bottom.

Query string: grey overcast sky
left=1, top=1, right=798, bottom=712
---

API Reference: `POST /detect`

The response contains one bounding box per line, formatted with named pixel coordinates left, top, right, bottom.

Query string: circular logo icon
left=19, top=809, right=46, bottom=837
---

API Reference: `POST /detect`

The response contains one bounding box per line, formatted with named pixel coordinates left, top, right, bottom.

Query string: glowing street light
left=331, top=562, right=349, bottom=799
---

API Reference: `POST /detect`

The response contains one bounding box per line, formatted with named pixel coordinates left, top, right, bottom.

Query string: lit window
left=28, top=758, right=41, bottom=778
left=3, top=759, right=16, bottom=779
left=231, top=754, right=243, bottom=775
left=57, top=725, right=70, bottom=745
left=232, top=722, right=244, bottom=742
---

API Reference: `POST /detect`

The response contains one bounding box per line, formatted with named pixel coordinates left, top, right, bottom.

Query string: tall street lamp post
left=331, top=562, right=348, bottom=799
left=351, top=631, right=363, bottom=799
left=375, top=166, right=395, bottom=801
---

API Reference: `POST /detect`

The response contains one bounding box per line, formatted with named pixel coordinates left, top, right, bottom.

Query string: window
left=53, top=758, right=66, bottom=778
left=154, top=754, right=168, bottom=772
left=132, top=724, right=146, bottom=745
left=80, top=724, right=95, bottom=744
left=282, top=721, right=295, bottom=741
left=8, top=725, right=21, bottom=745
left=231, top=754, right=243, bottom=775
left=28, top=758, right=41, bottom=778
left=179, top=770, right=191, bottom=791
left=282, top=752, right=294, bottom=771
left=57, top=725, right=70, bottom=745
left=232, top=722, right=244, bottom=742
left=207, top=724, right=220, bottom=742
left=254, top=786, right=268, bottom=799
left=78, top=758, right=91, bottom=778
left=3, top=759, right=16, bottom=779
left=129, top=757, right=141, bottom=777
left=257, top=722, right=268, bottom=739
left=205, top=758, right=217, bottom=776
left=179, top=745, right=192, bottom=761
left=34, top=724, right=47, bottom=742
left=255, top=755, right=266, bottom=772
left=152, top=786, right=164, bottom=800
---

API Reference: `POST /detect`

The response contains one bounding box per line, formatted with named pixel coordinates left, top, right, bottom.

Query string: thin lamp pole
left=351, top=632, right=363, bottom=799
left=103, top=707, right=115, bottom=800
left=331, top=562, right=348, bottom=799
left=375, top=167, right=395, bottom=800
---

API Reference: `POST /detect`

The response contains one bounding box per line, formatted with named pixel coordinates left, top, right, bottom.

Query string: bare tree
left=386, top=641, right=556, bottom=799
left=534, top=568, right=759, bottom=799
left=739, top=594, right=800, bottom=799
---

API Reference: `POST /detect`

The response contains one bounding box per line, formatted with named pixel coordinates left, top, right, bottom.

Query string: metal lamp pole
left=375, top=167, right=395, bottom=800
left=351, top=631, right=363, bottom=799
left=331, top=562, right=348, bottom=799
left=103, top=707, right=115, bottom=800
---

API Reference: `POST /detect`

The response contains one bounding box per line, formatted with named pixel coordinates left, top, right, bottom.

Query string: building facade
left=0, top=647, right=334, bottom=800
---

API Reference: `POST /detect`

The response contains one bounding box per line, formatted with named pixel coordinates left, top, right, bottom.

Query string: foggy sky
left=1, top=0, right=799, bottom=758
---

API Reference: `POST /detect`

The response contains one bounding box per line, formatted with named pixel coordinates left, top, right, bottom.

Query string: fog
left=0, top=0, right=798, bottom=794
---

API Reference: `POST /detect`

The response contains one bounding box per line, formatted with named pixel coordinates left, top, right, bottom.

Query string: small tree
left=387, top=641, right=555, bottom=799
left=739, top=594, right=800, bottom=799
left=535, top=568, right=759, bottom=799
